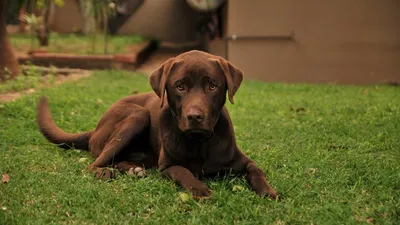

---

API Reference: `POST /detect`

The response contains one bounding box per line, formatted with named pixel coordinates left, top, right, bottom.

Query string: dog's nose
left=187, top=108, right=204, bottom=123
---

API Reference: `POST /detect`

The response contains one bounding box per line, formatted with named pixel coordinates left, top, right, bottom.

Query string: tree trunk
left=0, top=0, right=20, bottom=81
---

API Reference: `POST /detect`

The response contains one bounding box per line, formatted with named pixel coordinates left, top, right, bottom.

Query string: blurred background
left=2, top=0, right=400, bottom=84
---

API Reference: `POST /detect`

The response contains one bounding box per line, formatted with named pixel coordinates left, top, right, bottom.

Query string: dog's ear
left=209, top=57, right=244, bottom=104
left=149, top=58, right=182, bottom=107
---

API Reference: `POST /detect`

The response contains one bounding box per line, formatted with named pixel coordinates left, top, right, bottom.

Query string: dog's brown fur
left=37, top=50, right=277, bottom=199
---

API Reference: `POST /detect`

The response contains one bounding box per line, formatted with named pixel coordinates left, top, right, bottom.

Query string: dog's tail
left=37, top=96, right=93, bottom=150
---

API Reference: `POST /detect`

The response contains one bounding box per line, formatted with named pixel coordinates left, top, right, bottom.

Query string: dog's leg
left=230, top=151, right=277, bottom=199
left=89, top=110, right=150, bottom=179
left=245, top=161, right=278, bottom=199
left=163, top=165, right=211, bottom=198
left=116, top=161, right=147, bottom=178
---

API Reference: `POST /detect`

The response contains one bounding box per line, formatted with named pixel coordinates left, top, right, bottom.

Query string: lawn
left=0, top=71, right=399, bottom=224
left=10, top=33, right=145, bottom=55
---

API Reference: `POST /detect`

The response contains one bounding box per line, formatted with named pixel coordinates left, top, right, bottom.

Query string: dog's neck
left=158, top=105, right=235, bottom=176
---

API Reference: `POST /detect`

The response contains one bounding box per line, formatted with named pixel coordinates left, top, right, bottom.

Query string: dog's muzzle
left=184, top=129, right=213, bottom=140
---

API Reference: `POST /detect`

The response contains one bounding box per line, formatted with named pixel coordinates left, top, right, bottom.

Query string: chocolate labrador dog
left=37, top=50, right=277, bottom=199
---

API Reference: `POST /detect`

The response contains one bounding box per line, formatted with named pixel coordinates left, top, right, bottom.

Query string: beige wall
left=210, top=0, right=400, bottom=84
left=48, top=0, right=83, bottom=33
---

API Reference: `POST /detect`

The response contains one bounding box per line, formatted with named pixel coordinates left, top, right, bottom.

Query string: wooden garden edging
left=17, top=40, right=159, bottom=71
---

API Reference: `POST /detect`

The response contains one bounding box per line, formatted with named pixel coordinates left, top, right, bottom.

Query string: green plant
left=3, top=68, right=11, bottom=80
left=90, top=0, right=118, bottom=54
left=0, top=66, right=42, bottom=94
left=22, top=13, right=41, bottom=51
left=47, top=65, right=57, bottom=84
left=20, top=0, right=65, bottom=47
left=35, top=0, right=65, bottom=8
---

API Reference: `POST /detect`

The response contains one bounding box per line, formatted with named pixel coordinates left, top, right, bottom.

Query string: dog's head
left=149, top=50, right=243, bottom=140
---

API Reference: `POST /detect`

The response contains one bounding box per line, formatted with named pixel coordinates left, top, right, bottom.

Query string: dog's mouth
left=184, top=129, right=213, bottom=140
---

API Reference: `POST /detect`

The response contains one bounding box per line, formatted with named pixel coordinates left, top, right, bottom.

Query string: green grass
left=10, top=33, right=145, bottom=55
left=0, top=66, right=56, bottom=94
left=0, top=71, right=399, bottom=224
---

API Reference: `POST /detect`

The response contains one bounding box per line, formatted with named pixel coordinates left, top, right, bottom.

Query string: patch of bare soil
left=0, top=70, right=91, bottom=103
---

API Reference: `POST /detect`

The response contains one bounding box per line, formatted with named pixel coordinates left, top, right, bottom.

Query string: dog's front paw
left=127, top=167, right=147, bottom=178
left=185, top=181, right=211, bottom=199
left=256, top=188, right=278, bottom=200
left=90, top=167, right=117, bottom=180
left=251, top=178, right=278, bottom=200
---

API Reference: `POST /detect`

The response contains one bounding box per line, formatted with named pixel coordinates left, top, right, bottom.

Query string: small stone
left=26, top=88, right=36, bottom=94
left=1, top=206, right=6, bottom=211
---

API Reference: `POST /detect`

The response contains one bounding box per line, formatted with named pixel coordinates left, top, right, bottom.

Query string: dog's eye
left=209, top=83, right=217, bottom=91
left=176, top=84, right=185, bottom=91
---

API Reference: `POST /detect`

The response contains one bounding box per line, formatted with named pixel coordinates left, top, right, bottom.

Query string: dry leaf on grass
left=179, top=192, right=191, bottom=202
left=2, top=173, right=10, bottom=183
left=290, top=107, right=306, bottom=112
left=78, top=157, right=88, bottom=163
left=232, top=185, right=245, bottom=192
